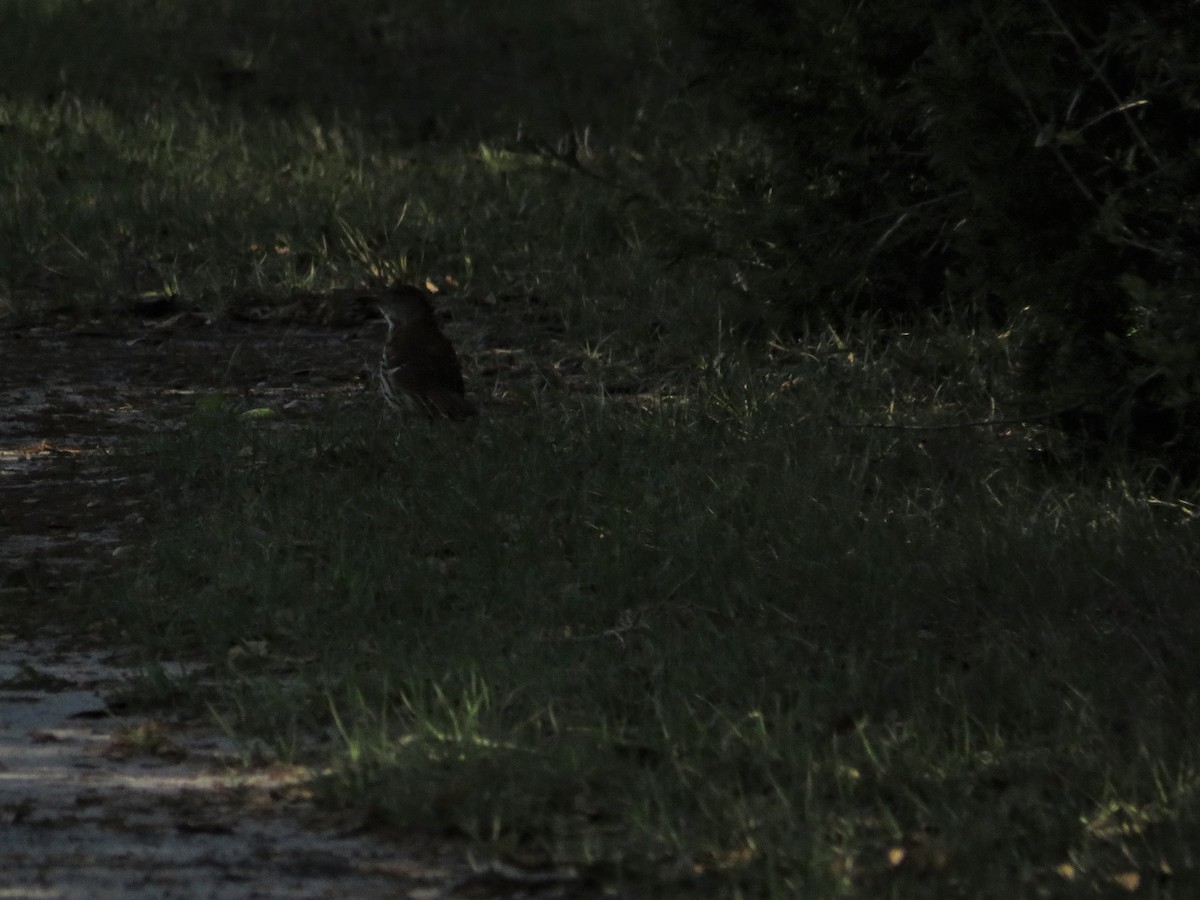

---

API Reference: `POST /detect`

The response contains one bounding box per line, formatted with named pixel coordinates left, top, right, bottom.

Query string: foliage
left=675, top=0, right=1200, bottom=475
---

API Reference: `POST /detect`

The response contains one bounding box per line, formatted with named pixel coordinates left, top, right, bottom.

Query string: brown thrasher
left=375, top=284, right=477, bottom=420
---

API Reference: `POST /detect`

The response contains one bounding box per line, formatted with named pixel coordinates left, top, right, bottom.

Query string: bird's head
left=377, top=284, right=436, bottom=328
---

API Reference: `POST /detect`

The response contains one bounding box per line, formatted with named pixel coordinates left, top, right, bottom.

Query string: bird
left=375, top=283, right=477, bottom=420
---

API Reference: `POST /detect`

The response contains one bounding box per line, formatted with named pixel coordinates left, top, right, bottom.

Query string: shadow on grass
left=87, top=384, right=1200, bottom=897
left=0, top=0, right=670, bottom=145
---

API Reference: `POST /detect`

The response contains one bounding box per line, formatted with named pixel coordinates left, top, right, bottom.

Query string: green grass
left=92, top=385, right=1200, bottom=897
left=0, top=0, right=714, bottom=320
left=7, top=1, right=1200, bottom=896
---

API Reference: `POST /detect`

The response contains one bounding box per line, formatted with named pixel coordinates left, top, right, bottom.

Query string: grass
left=5, top=0, right=1200, bottom=896
left=94, top=384, right=1200, bottom=897
left=0, top=0, right=706, bottom=319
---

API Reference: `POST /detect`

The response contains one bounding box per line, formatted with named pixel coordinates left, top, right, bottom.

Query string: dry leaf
left=1111, top=871, right=1140, bottom=892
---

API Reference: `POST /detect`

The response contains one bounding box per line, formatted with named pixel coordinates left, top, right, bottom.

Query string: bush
left=675, top=0, right=1200, bottom=475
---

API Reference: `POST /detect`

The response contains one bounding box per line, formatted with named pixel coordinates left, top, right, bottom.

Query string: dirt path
left=0, top=310, right=498, bottom=899
left=1, top=306, right=374, bottom=596
left=0, top=636, right=469, bottom=899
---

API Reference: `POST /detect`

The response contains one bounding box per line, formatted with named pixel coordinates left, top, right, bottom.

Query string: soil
left=0, top=304, right=588, bottom=899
